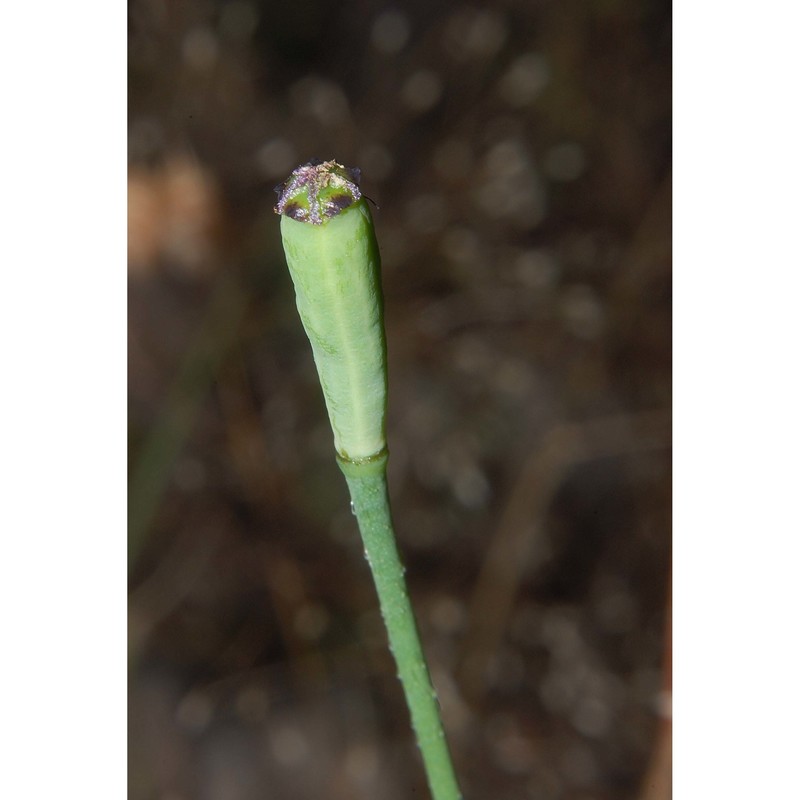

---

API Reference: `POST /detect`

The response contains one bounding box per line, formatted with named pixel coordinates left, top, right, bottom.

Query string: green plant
left=276, top=160, right=463, bottom=800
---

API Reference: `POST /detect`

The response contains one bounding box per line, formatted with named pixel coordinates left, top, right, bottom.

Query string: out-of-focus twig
left=458, top=410, right=671, bottom=701
left=638, top=577, right=671, bottom=800
left=128, top=521, right=221, bottom=663
left=128, top=271, right=248, bottom=569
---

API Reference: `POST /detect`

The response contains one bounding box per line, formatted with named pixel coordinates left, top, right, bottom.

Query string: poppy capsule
left=275, top=160, right=387, bottom=463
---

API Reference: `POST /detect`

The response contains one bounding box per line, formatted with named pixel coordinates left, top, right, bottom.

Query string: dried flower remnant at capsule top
left=274, top=160, right=363, bottom=225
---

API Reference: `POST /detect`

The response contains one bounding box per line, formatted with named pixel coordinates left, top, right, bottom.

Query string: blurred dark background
left=128, top=1, right=671, bottom=798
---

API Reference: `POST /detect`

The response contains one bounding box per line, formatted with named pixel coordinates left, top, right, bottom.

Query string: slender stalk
left=339, top=452, right=462, bottom=800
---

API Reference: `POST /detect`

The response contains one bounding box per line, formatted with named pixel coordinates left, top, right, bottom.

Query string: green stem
left=339, top=452, right=462, bottom=800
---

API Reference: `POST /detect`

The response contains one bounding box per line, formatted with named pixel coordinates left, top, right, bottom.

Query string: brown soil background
left=128, top=2, right=671, bottom=797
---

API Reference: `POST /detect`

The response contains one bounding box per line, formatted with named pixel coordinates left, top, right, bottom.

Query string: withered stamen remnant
left=274, top=159, right=362, bottom=225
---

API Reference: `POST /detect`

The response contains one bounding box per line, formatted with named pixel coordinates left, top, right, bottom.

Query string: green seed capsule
left=275, top=161, right=387, bottom=462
